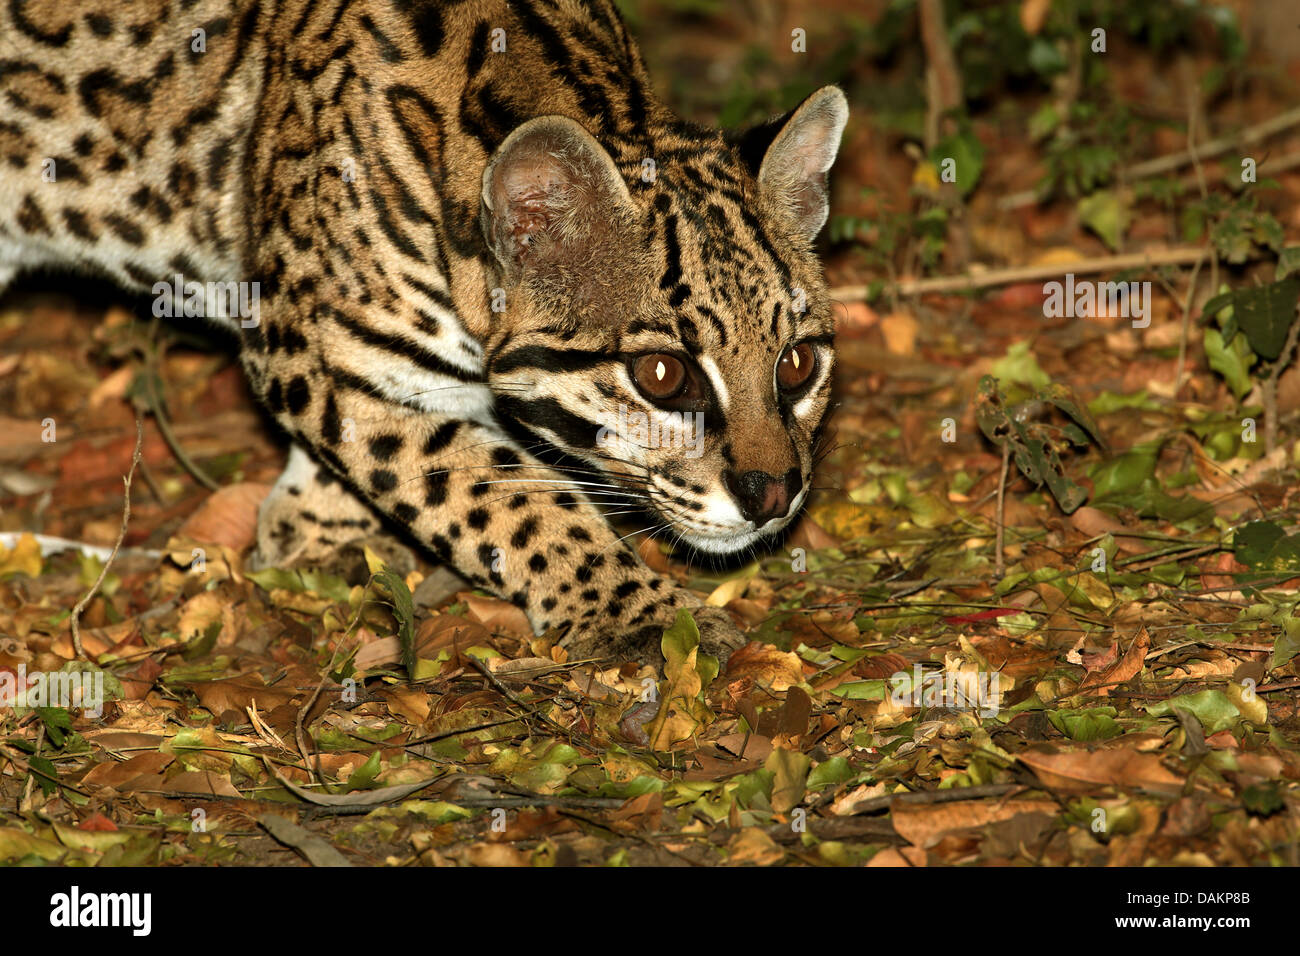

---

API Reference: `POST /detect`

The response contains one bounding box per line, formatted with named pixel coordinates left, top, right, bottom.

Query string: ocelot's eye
left=776, top=343, right=816, bottom=391
left=631, top=353, right=688, bottom=401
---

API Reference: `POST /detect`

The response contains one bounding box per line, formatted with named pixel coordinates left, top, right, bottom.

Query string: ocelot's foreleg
left=250, top=444, right=415, bottom=578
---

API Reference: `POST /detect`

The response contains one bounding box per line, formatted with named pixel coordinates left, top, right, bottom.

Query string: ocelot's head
left=480, top=88, right=848, bottom=556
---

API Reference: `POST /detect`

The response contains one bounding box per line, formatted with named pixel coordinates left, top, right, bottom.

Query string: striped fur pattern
left=0, top=0, right=847, bottom=661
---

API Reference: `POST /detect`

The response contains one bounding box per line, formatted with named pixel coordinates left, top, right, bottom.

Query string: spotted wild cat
left=0, top=0, right=848, bottom=662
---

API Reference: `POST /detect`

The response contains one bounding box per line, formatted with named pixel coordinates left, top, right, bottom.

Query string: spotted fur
left=0, top=0, right=847, bottom=661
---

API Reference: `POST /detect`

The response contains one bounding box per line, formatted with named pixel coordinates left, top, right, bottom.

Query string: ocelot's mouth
left=646, top=483, right=807, bottom=557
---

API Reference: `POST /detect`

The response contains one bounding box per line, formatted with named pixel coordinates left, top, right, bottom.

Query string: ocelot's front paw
left=558, top=598, right=745, bottom=667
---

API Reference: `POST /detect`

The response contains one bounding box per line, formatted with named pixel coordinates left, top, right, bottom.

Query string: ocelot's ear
left=729, top=86, right=849, bottom=241
left=481, top=116, right=634, bottom=281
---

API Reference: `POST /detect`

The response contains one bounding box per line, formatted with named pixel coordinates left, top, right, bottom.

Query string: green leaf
left=345, top=751, right=382, bottom=792
left=374, top=567, right=417, bottom=681
left=1276, top=246, right=1300, bottom=281
left=1028, top=104, right=1060, bottom=141
left=1270, top=618, right=1300, bottom=672
left=1145, top=690, right=1243, bottom=735
left=1047, top=707, right=1121, bottom=741
left=1037, top=383, right=1106, bottom=450
left=829, top=680, right=890, bottom=700
left=1241, top=781, right=1284, bottom=817
left=36, top=708, right=73, bottom=749
left=806, top=756, right=855, bottom=790
left=931, top=130, right=985, bottom=198
left=1226, top=279, right=1300, bottom=360
left=1027, top=36, right=1067, bottom=75
left=1202, top=327, right=1254, bottom=399
left=990, top=342, right=1051, bottom=391
left=1234, top=520, right=1285, bottom=567
left=1088, top=446, right=1157, bottom=500
left=182, top=618, right=222, bottom=661
left=661, top=608, right=719, bottom=690
left=28, top=755, right=59, bottom=796
left=1077, top=190, right=1131, bottom=252
left=1234, top=520, right=1300, bottom=573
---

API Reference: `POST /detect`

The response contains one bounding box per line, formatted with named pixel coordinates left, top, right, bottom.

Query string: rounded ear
left=480, top=116, right=635, bottom=282
left=748, top=86, right=849, bottom=241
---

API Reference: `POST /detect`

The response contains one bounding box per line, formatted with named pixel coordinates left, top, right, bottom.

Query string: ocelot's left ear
left=481, top=116, right=635, bottom=282
left=731, top=87, right=849, bottom=241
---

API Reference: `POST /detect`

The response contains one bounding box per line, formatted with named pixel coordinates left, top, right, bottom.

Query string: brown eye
left=776, top=343, right=816, bottom=391
left=631, top=353, right=688, bottom=401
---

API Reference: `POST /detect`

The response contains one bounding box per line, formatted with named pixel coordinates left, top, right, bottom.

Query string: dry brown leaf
left=879, top=311, right=919, bottom=356
left=174, top=482, right=271, bottom=553
left=892, top=798, right=1057, bottom=848
left=787, top=513, right=840, bottom=551
left=725, top=827, right=784, bottom=865
left=186, top=677, right=298, bottom=721
left=637, top=536, right=674, bottom=574
left=464, top=843, right=529, bottom=866
left=723, top=642, right=805, bottom=691
left=460, top=592, right=533, bottom=639
left=1019, top=0, right=1051, bottom=34
left=1019, top=746, right=1183, bottom=794
left=1078, top=628, right=1149, bottom=696
left=1069, top=506, right=1150, bottom=555
left=866, top=846, right=927, bottom=867
left=832, top=300, right=879, bottom=338
left=354, top=636, right=402, bottom=670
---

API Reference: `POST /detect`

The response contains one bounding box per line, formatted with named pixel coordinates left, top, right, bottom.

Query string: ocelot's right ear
left=481, top=117, right=635, bottom=283
left=727, top=86, right=849, bottom=242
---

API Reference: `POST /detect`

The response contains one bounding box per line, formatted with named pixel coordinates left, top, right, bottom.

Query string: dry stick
left=1175, top=253, right=1205, bottom=394
left=69, top=418, right=144, bottom=661
left=994, top=443, right=1010, bottom=578
left=996, top=105, right=1300, bottom=210
left=466, top=655, right=574, bottom=741
left=916, top=0, right=970, bottom=269
left=917, top=0, right=962, bottom=150
left=19, top=724, right=45, bottom=808
left=1262, top=316, right=1300, bottom=456
left=144, top=364, right=218, bottom=492
left=849, top=783, right=1024, bottom=816
left=829, top=245, right=1212, bottom=302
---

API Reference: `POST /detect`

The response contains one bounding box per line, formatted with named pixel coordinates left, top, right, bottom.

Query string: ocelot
left=0, top=0, right=847, bottom=662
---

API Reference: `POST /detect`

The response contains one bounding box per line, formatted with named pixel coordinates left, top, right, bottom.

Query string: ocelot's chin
left=668, top=525, right=770, bottom=557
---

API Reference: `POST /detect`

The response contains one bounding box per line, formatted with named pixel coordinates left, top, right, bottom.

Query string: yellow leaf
left=912, top=160, right=941, bottom=193
left=1226, top=680, right=1268, bottom=726
left=726, top=827, right=784, bottom=866
left=706, top=574, right=751, bottom=607
left=0, top=533, right=42, bottom=579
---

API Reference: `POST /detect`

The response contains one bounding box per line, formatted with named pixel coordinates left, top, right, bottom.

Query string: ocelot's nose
left=724, top=468, right=801, bottom=525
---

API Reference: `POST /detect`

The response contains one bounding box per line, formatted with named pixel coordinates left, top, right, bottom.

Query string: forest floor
left=3, top=2, right=1300, bottom=866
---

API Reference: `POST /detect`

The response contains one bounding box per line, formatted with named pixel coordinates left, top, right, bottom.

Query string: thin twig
left=1262, top=315, right=1300, bottom=455
left=849, top=783, right=1025, bottom=816
left=19, top=724, right=45, bottom=808
left=994, top=444, right=1010, bottom=578
left=69, top=418, right=144, bottom=661
left=996, top=105, right=1300, bottom=210
left=143, top=363, right=218, bottom=492
left=830, top=246, right=1212, bottom=301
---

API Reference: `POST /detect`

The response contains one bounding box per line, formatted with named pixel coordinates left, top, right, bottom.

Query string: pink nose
left=724, top=468, right=800, bottom=524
